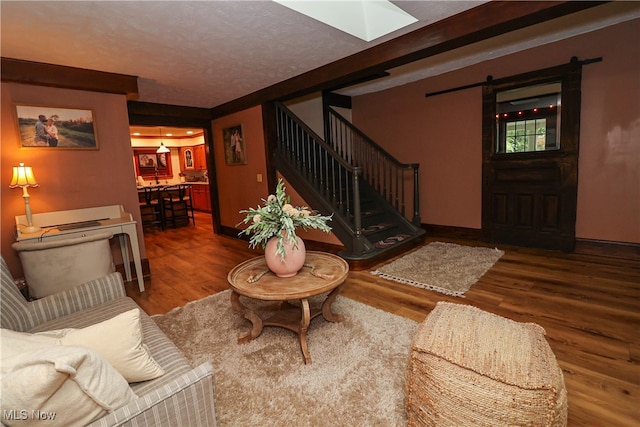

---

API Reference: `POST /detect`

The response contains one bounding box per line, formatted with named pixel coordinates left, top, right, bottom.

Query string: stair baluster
left=274, top=102, right=423, bottom=260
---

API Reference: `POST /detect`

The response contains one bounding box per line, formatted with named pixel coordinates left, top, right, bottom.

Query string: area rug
left=152, top=290, right=418, bottom=427
left=371, top=241, right=504, bottom=297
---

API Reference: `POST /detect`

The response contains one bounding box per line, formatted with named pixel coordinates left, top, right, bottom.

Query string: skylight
left=273, top=0, right=418, bottom=42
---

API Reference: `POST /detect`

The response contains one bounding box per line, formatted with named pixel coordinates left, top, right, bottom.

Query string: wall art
left=15, top=104, right=98, bottom=149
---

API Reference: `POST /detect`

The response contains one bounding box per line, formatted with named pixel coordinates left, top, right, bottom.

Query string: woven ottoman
left=406, top=302, right=567, bottom=427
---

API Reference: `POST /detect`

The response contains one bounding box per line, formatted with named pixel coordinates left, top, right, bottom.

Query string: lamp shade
left=10, top=163, right=39, bottom=188
left=156, top=143, right=170, bottom=154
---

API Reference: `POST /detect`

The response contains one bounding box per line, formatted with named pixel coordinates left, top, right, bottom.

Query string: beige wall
left=352, top=19, right=640, bottom=244
left=1, top=83, right=144, bottom=277
left=285, top=93, right=325, bottom=137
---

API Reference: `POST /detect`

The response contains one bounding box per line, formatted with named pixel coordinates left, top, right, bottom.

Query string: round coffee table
left=227, top=251, right=349, bottom=364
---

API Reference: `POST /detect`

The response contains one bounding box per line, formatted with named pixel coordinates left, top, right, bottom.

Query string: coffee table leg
left=299, top=298, right=312, bottom=364
left=230, top=291, right=263, bottom=344
left=322, top=284, right=345, bottom=323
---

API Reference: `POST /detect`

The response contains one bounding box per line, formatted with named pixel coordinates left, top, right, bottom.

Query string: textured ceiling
left=1, top=0, right=482, bottom=108
left=1, top=1, right=638, bottom=110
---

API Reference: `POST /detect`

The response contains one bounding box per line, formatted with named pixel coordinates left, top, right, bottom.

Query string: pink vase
left=264, top=235, right=306, bottom=278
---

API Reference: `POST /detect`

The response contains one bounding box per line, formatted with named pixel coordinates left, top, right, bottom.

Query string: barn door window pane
left=496, top=82, right=561, bottom=153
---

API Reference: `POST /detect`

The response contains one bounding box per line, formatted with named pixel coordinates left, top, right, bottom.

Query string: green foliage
left=238, top=179, right=332, bottom=260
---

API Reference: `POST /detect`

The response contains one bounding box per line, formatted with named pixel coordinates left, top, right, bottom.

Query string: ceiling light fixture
left=273, top=0, right=417, bottom=42
left=156, top=127, right=170, bottom=154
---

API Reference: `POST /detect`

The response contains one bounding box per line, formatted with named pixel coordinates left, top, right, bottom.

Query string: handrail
left=327, top=107, right=418, bottom=170
left=326, top=107, right=420, bottom=225
left=275, top=102, right=366, bottom=251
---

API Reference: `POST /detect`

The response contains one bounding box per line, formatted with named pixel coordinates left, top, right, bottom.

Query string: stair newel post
left=412, top=164, right=421, bottom=226
left=352, top=167, right=366, bottom=254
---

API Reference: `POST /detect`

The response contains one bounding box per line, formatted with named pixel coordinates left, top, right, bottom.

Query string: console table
left=227, top=251, right=349, bottom=364
left=15, top=205, right=145, bottom=292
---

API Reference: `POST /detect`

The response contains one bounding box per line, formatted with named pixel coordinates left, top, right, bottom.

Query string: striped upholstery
left=1, top=256, right=125, bottom=332
left=29, top=297, right=196, bottom=396
left=88, top=363, right=216, bottom=427
left=1, top=256, right=218, bottom=426
left=28, top=273, right=126, bottom=328
left=1, top=257, right=32, bottom=331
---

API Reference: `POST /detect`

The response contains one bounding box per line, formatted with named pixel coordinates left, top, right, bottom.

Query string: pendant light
left=156, top=127, right=170, bottom=153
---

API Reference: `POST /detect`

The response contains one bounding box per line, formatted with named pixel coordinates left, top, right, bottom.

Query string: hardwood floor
left=125, top=211, right=639, bottom=426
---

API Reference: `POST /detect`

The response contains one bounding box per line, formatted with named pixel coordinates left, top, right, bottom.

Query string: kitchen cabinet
left=193, top=145, right=207, bottom=170
left=180, top=145, right=207, bottom=171
left=191, top=184, right=211, bottom=212
left=179, top=147, right=195, bottom=170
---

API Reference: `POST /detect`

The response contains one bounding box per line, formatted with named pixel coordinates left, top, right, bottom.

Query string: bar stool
left=139, top=187, right=164, bottom=230
left=162, top=184, right=195, bottom=228
left=181, top=184, right=196, bottom=225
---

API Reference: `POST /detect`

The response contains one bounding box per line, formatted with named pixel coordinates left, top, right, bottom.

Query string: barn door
left=482, top=62, right=582, bottom=251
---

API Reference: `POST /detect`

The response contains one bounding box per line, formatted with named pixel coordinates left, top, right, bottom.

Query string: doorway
left=481, top=62, right=582, bottom=251
left=127, top=101, right=220, bottom=235
left=130, top=125, right=214, bottom=231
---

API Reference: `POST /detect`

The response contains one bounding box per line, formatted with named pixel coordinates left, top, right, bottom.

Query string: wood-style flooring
left=125, top=211, right=639, bottom=426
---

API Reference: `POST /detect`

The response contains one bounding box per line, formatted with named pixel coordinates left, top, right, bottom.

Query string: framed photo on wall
left=14, top=104, right=98, bottom=149
left=223, top=124, right=246, bottom=165
left=183, top=148, right=194, bottom=170
left=134, top=149, right=172, bottom=180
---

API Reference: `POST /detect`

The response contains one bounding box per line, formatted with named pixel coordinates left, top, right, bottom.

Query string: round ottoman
left=406, top=302, right=567, bottom=426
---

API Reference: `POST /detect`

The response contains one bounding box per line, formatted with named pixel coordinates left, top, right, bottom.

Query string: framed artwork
left=14, top=104, right=98, bottom=149
left=183, top=148, right=194, bottom=170
left=133, top=149, right=172, bottom=180
left=223, top=124, right=246, bottom=165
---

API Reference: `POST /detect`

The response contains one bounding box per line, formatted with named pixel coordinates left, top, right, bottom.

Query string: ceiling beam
left=210, top=0, right=607, bottom=118
left=1, top=58, right=139, bottom=99
left=127, top=101, right=212, bottom=124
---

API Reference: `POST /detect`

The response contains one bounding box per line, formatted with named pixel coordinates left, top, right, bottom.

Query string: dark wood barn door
left=482, top=63, right=582, bottom=251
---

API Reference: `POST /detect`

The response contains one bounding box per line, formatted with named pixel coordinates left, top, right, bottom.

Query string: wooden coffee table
left=227, top=251, right=349, bottom=364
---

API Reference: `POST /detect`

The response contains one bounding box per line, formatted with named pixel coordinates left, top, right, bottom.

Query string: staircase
left=274, top=102, right=424, bottom=261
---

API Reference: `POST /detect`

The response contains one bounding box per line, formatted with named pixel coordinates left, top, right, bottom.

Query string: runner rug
left=153, top=290, right=418, bottom=426
left=372, top=241, right=504, bottom=297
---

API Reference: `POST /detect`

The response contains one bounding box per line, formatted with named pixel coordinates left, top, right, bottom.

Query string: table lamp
left=10, top=162, right=41, bottom=233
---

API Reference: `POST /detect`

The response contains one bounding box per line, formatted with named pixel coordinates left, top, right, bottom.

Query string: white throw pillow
left=1, top=345, right=137, bottom=426
left=1, top=309, right=164, bottom=383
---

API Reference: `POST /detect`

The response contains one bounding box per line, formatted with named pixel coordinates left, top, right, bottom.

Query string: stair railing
left=326, top=107, right=421, bottom=226
left=275, top=102, right=369, bottom=255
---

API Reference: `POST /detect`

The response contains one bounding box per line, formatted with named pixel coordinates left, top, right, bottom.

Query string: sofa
left=0, top=256, right=217, bottom=426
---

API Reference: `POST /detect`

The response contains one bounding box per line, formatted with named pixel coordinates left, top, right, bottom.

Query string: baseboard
left=220, top=225, right=243, bottom=239
left=575, top=238, right=640, bottom=261
left=422, top=224, right=482, bottom=241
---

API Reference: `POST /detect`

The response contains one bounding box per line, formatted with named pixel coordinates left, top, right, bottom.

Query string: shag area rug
left=152, top=290, right=418, bottom=427
left=372, top=241, right=504, bottom=297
